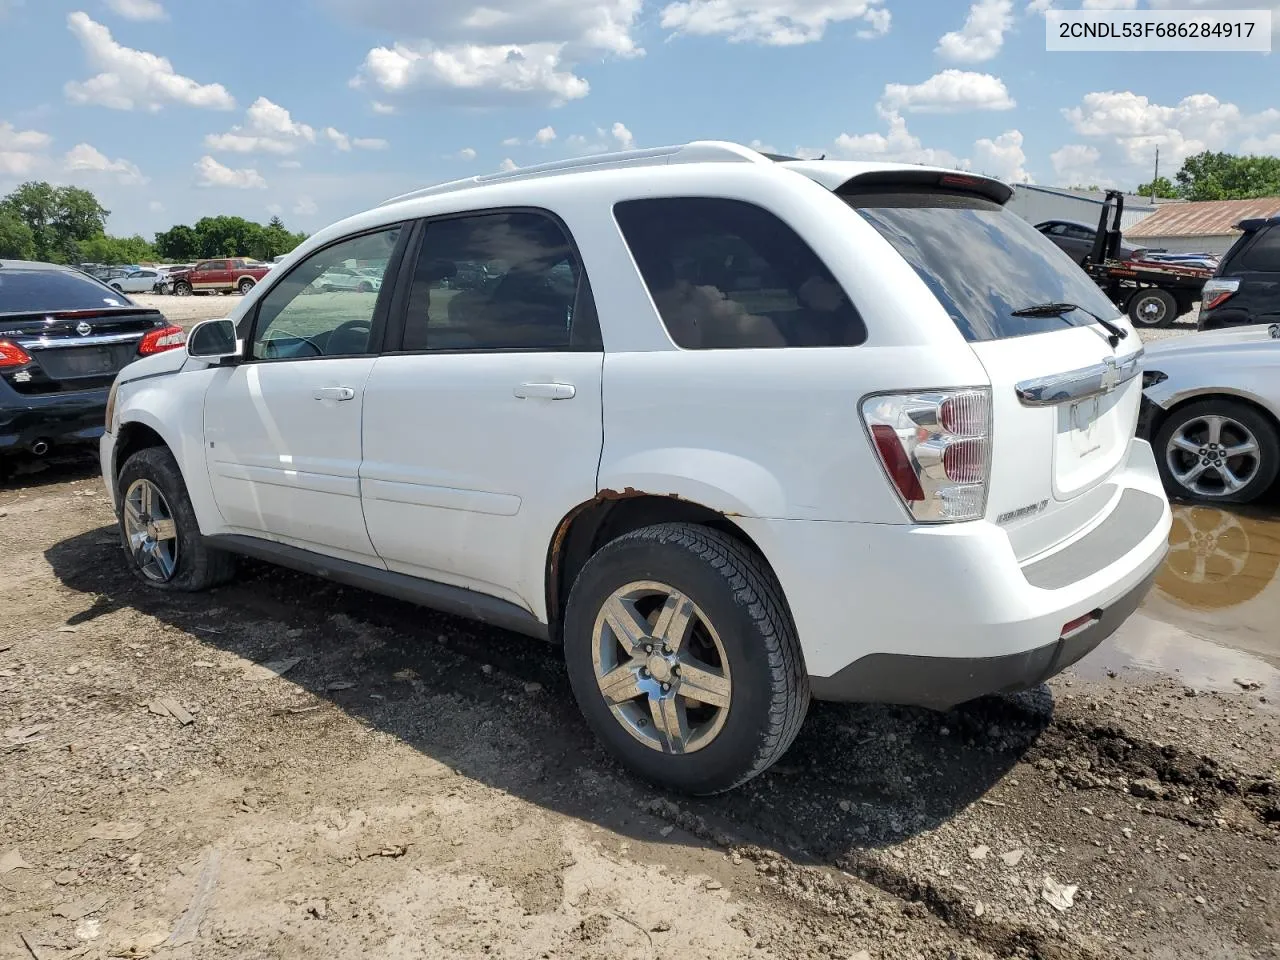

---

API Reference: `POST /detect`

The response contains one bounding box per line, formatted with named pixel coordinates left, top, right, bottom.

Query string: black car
left=1035, top=219, right=1145, bottom=265
left=0, top=260, right=183, bottom=464
left=1198, top=212, right=1280, bottom=330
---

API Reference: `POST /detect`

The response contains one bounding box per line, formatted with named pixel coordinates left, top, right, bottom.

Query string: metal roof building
left=1125, top=197, right=1280, bottom=256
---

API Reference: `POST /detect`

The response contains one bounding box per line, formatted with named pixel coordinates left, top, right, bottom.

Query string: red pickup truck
left=168, top=258, right=271, bottom=297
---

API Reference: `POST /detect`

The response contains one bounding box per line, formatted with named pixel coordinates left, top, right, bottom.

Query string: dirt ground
left=1, top=448, right=1277, bottom=960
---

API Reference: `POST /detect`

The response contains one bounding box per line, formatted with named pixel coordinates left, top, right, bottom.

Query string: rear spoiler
left=1236, top=215, right=1280, bottom=233
left=834, top=169, right=1013, bottom=206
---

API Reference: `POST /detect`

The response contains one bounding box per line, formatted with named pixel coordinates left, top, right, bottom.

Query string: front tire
left=117, top=447, right=236, bottom=591
left=563, top=523, right=809, bottom=795
left=1128, top=288, right=1177, bottom=328
left=1153, top=399, right=1280, bottom=504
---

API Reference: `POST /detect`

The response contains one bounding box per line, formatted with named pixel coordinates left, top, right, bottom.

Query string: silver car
left=1140, top=323, right=1280, bottom=504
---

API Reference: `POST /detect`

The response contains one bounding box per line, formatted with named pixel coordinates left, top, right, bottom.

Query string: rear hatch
left=0, top=266, right=169, bottom=395
left=838, top=175, right=1143, bottom=562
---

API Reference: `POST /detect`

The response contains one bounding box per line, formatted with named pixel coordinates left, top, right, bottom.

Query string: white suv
left=101, top=142, right=1171, bottom=794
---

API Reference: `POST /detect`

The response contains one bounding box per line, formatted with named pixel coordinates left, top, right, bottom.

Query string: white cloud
left=63, top=142, right=148, bottom=184
left=354, top=42, right=591, bottom=107
left=499, top=158, right=519, bottom=172
left=832, top=112, right=963, bottom=168
left=325, top=127, right=351, bottom=151
left=880, top=70, right=1015, bottom=114
left=502, top=136, right=522, bottom=146
left=936, top=0, right=1013, bottom=63
left=972, top=129, right=1031, bottom=182
left=660, top=0, right=891, bottom=45
left=278, top=159, right=303, bottom=169
left=534, top=125, right=557, bottom=144
left=0, top=121, right=51, bottom=176
left=293, top=196, right=318, bottom=216
left=353, top=137, right=389, bottom=150
left=457, top=146, right=477, bottom=160
left=371, top=100, right=396, bottom=115
left=148, top=199, right=164, bottom=212
left=205, top=97, right=316, bottom=154
left=611, top=121, right=634, bottom=149
left=194, top=155, right=266, bottom=189
left=64, top=12, right=234, bottom=111
left=1049, top=144, right=1112, bottom=186
left=1064, top=90, right=1249, bottom=168
left=104, top=0, right=167, bottom=21
left=748, top=138, right=779, bottom=154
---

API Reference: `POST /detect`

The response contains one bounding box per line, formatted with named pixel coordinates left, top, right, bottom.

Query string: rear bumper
left=735, top=439, right=1171, bottom=709
left=0, top=384, right=108, bottom=454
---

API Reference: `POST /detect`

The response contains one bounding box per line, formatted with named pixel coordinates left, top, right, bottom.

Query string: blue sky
left=0, top=0, right=1276, bottom=239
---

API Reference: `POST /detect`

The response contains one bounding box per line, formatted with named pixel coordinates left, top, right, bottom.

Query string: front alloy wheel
left=122, top=478, right=179, bottom=582
left=592, top=581, right=732, bottom=755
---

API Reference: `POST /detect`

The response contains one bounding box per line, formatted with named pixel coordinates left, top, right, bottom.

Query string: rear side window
left=614, top=197, right=866, bottom=349
left=0, top=268, right=132, bottom=312
left=1240, top=226, right=1280, bottom=271
left=852, top=192, right=1121, bottom=342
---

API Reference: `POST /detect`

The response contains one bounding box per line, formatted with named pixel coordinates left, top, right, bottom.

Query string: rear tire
left=1153, top=398, right=1280, bottom=505
left=172, top=281, right=192, bottom=297
left=238, top=278, right=255, bottom=295
left=563, top=522, right=809, bottom=795
left=116, top=447, right=236, bottom=592
left=1128, top=288, right=1177, bottom=328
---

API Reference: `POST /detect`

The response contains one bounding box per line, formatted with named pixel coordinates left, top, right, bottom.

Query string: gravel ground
left=1, top=455, right=1277, bottom=960
left=133, top=294, right=245, bottom=328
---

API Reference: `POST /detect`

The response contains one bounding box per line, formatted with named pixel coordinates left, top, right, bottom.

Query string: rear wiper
left=1010, top=301, right=1128, bottom=348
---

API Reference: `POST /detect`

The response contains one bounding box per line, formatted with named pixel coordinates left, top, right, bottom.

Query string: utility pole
left=1151, top=148, right=1159, bottom=202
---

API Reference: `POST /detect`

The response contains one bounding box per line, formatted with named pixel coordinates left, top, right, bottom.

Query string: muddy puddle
left=1076, top=502, right=1280, bottom=693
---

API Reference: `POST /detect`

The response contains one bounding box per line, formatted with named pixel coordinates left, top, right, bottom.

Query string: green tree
left=76, top=233, right=156, bottom=264
left=0, top=181, right=110, bottom=263
left=1175, top=151, right=1280, bottom=201
left=1136, top=175, right=1178, bottom=198
left=154, top=224, right=200, bottom=261
left=0, top=208, right=37, bottom=259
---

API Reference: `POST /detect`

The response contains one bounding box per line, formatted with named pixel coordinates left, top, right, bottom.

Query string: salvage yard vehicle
left=1198, top=211, right=1280, bottom=331
left=109, top=268, right=167, bottom=295
left=1139, top=322, right=1280, bottom=505
left=0, top=260, right=185, bottom=465
left=168, top=258, right=271, bottom=297
left=100, top=142, right=1171, bottom=794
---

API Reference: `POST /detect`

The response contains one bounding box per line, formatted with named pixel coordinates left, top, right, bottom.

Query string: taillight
left=861, top=388, right=992, bottom=523
left=1201, top=278, right=1239, bottom=311
left=138, top=324, right=186, bottom=355
left=0, top=340, right=32, bottom=368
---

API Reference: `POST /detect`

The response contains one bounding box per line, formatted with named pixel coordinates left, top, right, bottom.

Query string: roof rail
left=378, top=140, right=773, bottom=207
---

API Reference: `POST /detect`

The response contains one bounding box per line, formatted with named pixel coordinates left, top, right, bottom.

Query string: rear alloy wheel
left=1128, top=288, right=1178, bottom=328
left=238, top=278, right=255, bottom=295
left=117, top=447, right=236, bottom=591
left=564, top=522, right=809, bottom=794
left=1154, top=399, right=1280, bottom=504
left=172, top=281, right=192, bottom=297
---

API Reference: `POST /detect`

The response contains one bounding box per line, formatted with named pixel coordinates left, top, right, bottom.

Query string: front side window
left=613, top=197, right=865, bottom=349
left=250, top=227, right=402, bottom=360
left=400, top=211, right=595, bottom=352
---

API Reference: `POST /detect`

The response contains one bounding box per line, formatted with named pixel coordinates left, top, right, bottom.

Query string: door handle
left=313, top=386, right=356, bottom=401
left=513, top=382, right=576, bottom=400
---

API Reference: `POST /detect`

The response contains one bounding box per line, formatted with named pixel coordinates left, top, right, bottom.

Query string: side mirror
left=187, top=318, right=240, bottom=363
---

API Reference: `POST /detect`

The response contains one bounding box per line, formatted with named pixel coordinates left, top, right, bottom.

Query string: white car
left=316, top=265, right=383, bottom=293
left=108, top=268, right=165, bottom=294
left=99, top=141, right=1171, bottom=794
left=1139, top=323, right=1280, bottom=504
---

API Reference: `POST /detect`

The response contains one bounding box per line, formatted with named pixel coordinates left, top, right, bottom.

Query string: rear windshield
left=0, top=268, right=134, bottom=314
left=850, top=192, right=1121, bottom=342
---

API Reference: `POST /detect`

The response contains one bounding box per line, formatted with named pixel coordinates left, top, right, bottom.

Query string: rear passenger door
left=360, top=210, right=604, bottom=615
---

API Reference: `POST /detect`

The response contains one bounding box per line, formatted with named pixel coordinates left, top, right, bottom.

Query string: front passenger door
left=203, top=225, right=407, bottom=564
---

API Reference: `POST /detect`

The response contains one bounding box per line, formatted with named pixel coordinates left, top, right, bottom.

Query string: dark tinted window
left=0, top=267, right=133, bottom=312
left=614, top=198, right=865, bottom=349
left=401, top=211, right=598, bottom=352
left=1240, top=226, right=1280, bottom=271
left=852, top=192, right=1121, bottom=342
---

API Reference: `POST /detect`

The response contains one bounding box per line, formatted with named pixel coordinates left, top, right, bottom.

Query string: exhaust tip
left=30, top=439, right=50, bottom=456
